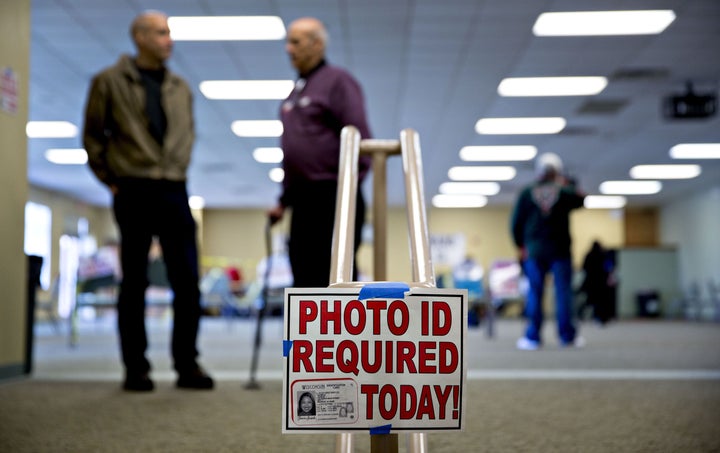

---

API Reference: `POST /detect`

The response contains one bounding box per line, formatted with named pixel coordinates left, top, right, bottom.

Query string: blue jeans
left=523, top=257, right=577, bottom=344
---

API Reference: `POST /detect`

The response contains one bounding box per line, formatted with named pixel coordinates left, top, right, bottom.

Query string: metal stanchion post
left=329, top=127, right=434, bottom=453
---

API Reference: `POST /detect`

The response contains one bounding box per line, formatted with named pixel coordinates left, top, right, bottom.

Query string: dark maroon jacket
left=279, top=61, right=372, bottom=206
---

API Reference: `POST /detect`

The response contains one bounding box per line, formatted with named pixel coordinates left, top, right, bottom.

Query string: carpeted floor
left=1, top=379, right=718, bottom=452
left=2, top=316, right=719, bottom=452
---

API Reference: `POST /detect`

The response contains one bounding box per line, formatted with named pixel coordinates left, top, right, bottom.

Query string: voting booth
left=282, top=127, right=468, bottom=453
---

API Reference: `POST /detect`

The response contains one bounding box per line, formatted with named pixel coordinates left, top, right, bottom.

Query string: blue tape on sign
left=358, top=282, right=410, bottom=300
left=369, top=424, right=393, bottom=435
left=283, top=340, right=293, bottom=357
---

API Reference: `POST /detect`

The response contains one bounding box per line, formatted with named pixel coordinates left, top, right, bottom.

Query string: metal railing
left=329, top=125, right=435, bottom=453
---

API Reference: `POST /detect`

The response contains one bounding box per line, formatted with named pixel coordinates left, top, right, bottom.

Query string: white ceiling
left=28, top=0, right=720, bottom=209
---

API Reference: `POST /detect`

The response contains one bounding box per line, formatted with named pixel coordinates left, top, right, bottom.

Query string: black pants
left=288, top=181, right=366, bottom=287
left=113, top=179, right=201, bottom=375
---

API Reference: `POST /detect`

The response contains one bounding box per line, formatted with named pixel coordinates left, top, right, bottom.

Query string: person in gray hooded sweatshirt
left=511, top=152, right=586, bottom=350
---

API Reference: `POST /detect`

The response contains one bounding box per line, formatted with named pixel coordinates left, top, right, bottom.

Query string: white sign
left=1, top=67, right=19, bottom=114
left=430, top=233, right=466, bottom=267
left=282, top=285, right=467, bottom=433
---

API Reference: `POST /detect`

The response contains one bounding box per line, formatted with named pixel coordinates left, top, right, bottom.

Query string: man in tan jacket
left=83, top=10, right=213, bottom=391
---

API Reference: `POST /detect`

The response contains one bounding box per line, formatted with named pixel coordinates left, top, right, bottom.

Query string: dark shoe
left=123, top=372, right=154, bottom=392
left=176, top=367, right=214, bottom=390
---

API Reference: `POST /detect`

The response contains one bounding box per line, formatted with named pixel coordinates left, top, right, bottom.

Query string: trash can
left=636, top=290, right=661, bottom=318
left=26, top=255, right=44, bottom=374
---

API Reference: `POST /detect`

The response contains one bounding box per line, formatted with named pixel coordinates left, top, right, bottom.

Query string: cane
left=245, top=219, right=273, bottom=390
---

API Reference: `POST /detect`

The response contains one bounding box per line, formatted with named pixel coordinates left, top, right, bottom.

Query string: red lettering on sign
left=379, top=384, right=398, bottom=419
left=416, top=385, right=434, bottom=419
left=361, top=384, right=379, bottom=419
left=361, top=384, right=460, bottom=421
left=366, top=300, right=387, bottom=334
left=432, top=301, right=452, bottom=335
left=361, top=340, right=382, bottom=373
left=387, top=300, right=409, bottom=335
left=433, top=385, right=452, bottom=419
left=344, top=300, right=365, bottom=335
left=421, top=300, right=429, bottom=336
left=320, top=300, right=342, bottom=334
left=298, top=300, right=317, bottom=334
left=385, top=340, right=394, bottom=373
left=399, top=385, right=416, bottom=420
left=417, top=341, right=435, bottom=373
left=290, top=340, right=460, bottom=375
left=315, top=340, right=335, bottom=372
left=452, top=385, right=460, bottom=419
left=292, top=339, right=313, bottom=372
left=336, top=340, right=360, bottom=375
left=396, top=341, right=417, bottom=373
left=296, top=298, right=420, bottom=336
left=438, top=342, right=459, bottom=374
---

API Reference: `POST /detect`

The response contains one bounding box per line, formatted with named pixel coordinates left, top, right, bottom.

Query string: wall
left=624, top=207, right=659, bottom=247
left=29, top=186, right=118, bottom=287
left=616, top=248, right=679, bottom=318
left=661, top=186, right=720, bottom=301
left=0, top=0, right=31, bottom=378
left=201, top=208, right=285, bottom=281
left=29, top=185, right=716, bottom=325
left=199, top=205, right=624, bottom=285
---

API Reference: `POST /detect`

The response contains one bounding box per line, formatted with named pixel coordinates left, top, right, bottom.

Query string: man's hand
left=517, top=247, right=527, bottom=275
left=267, top=204, right=285, bottom=225
left=518, top=247, right=527, bottom=261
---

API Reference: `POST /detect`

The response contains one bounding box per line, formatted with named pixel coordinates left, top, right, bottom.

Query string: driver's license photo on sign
left=292, top=378, right=358, bottom=426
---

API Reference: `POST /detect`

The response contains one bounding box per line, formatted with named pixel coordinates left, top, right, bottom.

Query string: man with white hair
left=268, top=17, right=372, bottom=287
left=510, top=152, right=586, bottom=350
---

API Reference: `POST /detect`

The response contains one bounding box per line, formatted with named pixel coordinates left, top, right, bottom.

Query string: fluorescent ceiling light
left=231, top=120, right=283, bottom=137
left=460, top=145, right=537, bottom=161
left=670, top=143, right=720, bottom=159
left=584, top=195, right=627, bottom=209
left=253, top=147, right=284, bottom=163
left=44, top=148, right=87, bottom=165
left=188, top=196, right=205, bottom=210
left=269, top=167, right=284, bottom=183
left=439, top=182, right=501, bottom=196
left=629, top=164, right=701, bottom=179
left=26, top=121, right=78, bottom=138
left=599, top=180, right=662, bottom=195
left=533, top=10, right=676, bottom=36
left=475, top=117, right=566, bottom=135
left=168, top=16, right=286, bottom=41
left=200, top=80, right=294, bottom=100
left=432, top=194, right=488, bottom=208
left=498, top=77, right=608, bottom=96
left=448, top=166, right=517, bottom=181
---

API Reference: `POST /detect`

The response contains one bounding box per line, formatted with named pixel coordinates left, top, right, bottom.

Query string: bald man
left=83, top=11, right=213, bottom=391
left=269, top=17, right=372, bottom=287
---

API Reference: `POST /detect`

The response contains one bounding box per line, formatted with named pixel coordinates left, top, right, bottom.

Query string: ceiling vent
left=577, top=99, right=628, bottom=115
left=559, top=126, right=596, bottom=135
left=610, top=67, right=670, bottom=81
left=201, top=162, right=235, bottom=173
